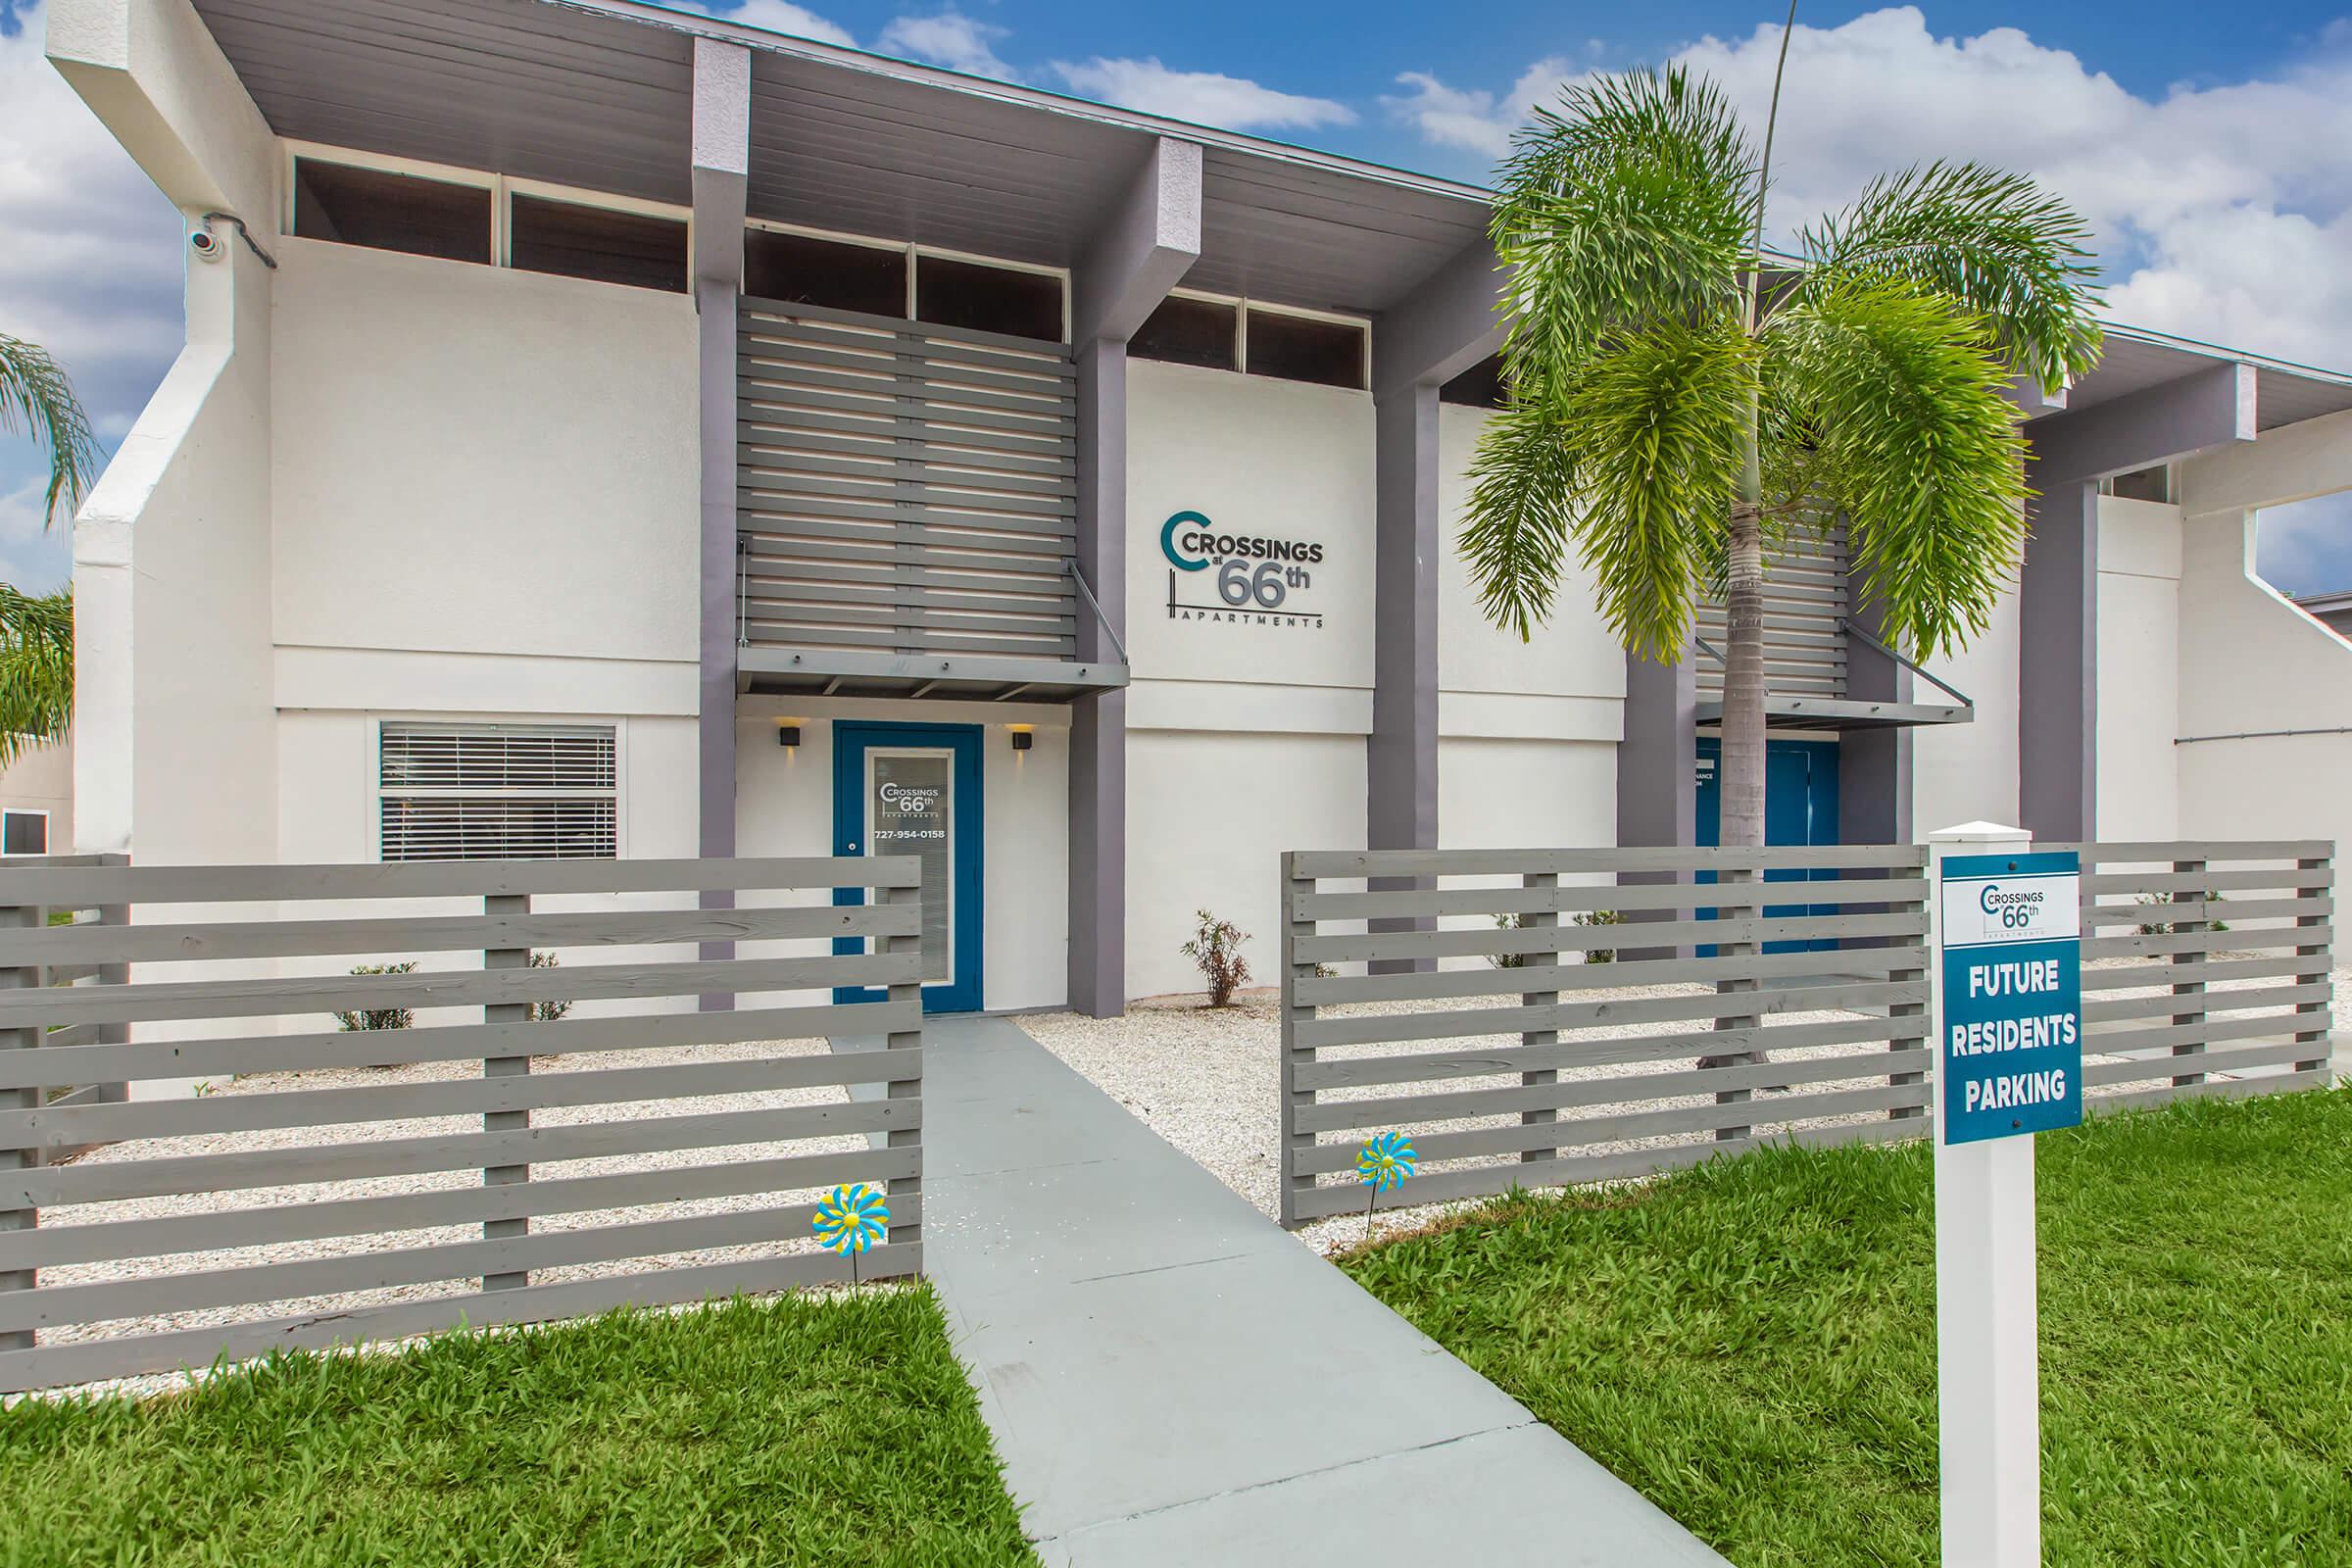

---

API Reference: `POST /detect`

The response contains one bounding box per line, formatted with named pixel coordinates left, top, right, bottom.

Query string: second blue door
left=833, top=721, right=983, bottom=1013
left=1696, top=738, right=1841, bottom=955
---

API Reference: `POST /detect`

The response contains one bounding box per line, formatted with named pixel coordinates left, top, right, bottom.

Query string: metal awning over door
left=734, top=296, right=1125, bottom=702
left=1693, top=523, right=1971, bottom=730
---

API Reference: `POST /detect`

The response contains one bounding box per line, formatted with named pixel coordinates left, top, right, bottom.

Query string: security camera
left=189, top=225, right=224, bottom=263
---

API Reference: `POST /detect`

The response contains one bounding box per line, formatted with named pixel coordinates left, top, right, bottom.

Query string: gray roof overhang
left=189, top=1, right=2352, bottom=401
left=190, top=0, right=1494, bottom=317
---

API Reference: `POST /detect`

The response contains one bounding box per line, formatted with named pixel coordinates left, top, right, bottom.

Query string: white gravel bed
left=1025, top=958, right=2352, bottom=1256
left=29, top=1033, right=869, bottom=1362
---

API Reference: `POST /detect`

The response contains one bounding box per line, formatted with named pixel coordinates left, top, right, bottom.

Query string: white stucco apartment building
left=47, top=0, right=2352, bottom=1016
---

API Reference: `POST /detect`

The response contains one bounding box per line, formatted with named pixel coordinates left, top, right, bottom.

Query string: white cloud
left=0, top=467, right=69, bottom=593
left=1050, top=57, right=1355, bottom=132
left=1384, top=59, right=1574, bottom=159
left=0, top=7, right=182, bottom=443
left=2256, top=493, right=2352, bottom=599
left=1388, top=7, right=2352, bottom=371
left=0, top=3, right=175, bottom=591
left=682, top=0, right=855, bottom=49
left=878, top=11, right=1017, bottom=81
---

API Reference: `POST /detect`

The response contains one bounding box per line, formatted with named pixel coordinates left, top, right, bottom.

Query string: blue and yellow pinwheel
left=1355, top=1132, right=1417, bottom=1193
left=812, top=1183, right=891, bottom=1256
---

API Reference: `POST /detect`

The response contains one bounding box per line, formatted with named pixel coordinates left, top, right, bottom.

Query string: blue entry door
left=832, top=721, right=984, bottom=1013
left=1695, top=738, right=1841, bottom=955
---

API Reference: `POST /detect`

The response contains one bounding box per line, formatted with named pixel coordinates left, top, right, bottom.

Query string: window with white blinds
left=378, top=722, right=617, bottom=861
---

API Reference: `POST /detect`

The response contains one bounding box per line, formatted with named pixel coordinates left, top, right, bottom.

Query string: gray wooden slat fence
left=0, top=854, right=923, bottom=1394
left=0, top=853, right=131, bottom=1165
left=2046, top=841, right=2336, bottom=1108
left=1280, top=843, right=1932, bottom=1226
left=736, top=296, right=1080, bottom=663
left=1279, top=839, right=2337, bottom=1226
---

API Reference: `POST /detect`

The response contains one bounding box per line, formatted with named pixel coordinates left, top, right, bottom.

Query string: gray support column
left=1365, top=246, right=1508, bottom=973
left=1839, top=587, right=1913, bottom=848
left=692, top=39, right=749, bottom=1005
left=2018, top=476, right=2098, bottom=843
left=1615, top=646, right=1697, bottom=959
left=1616, top=649, right=1696, bottom=848
left=2015, top=361, right=2256, bottom=843
left=1066, top=140, right=1200, bottom=1017
left=1366, top=243, right=1509, bottom=861
left=1368, top=382, right=1442, bottom=858
left=1069, top=340, right=1130, bottom=1018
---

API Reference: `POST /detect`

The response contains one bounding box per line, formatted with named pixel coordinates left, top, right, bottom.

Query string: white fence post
left=1929, top=822, right=2047, bottom=1568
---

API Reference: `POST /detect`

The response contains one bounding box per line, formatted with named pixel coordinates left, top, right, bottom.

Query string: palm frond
left=1556, top=319, right=1757, bottom=661
left=1459, top=397, right=1582, bottom=641
left=1765, top=276, right=2029, bottom=662
left=0, top=586, right=73, bottom=770
left=1492, top=67, right=1759, bottom=405
left=0, top=337, right=103, bottom=528
left=1795, top=162, right=2103, bottom=395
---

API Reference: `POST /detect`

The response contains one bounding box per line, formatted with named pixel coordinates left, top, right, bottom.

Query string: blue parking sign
left=1938, top=851, right=2083, bottom=1145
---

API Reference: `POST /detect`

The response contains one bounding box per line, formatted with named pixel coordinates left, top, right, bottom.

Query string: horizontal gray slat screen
left=380, top=723, right=616, bottom=861
left=1277, top=839, right=2335, bottom=1228
left=0, top=854, right=926, bottom=1394
left=1694, top=523, right=1848, bottom=700
left=736, top=296, right=1080, bottom=664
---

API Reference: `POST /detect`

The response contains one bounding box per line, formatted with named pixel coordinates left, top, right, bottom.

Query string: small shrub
left=332, top=961, right=417, bottom=1032
left=1180, top=910, right=1251, bottom=1007
left=1490, top=911, right=1529, bottom=969
left=2136, top=892, right=2227, bottom=939
left=1575, top=907, right=1625, bottom=964
left=528, top=951, right=571, bottom=1023
left=1491, top=908, right=1625, bottom=966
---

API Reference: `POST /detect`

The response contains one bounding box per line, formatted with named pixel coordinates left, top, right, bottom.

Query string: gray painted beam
left=1063, top=142, right=1200, bottom=1017
left=1371, top=240, right=1508, bottom=400
left=2018, top=364, right=2256, bottom=845
left=689, top=37, right=749, bottom=286
left=1071, top=137, right=1202, bottom=346
left=1364, top=239, right=1512, bottom=918
left=2027, top=361, right=2257, bottom=483
left=694, top=39, right=751, bottom=1008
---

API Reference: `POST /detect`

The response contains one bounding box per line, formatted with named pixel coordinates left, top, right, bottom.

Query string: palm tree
left=1459, top=66, right=2103, bottom=851
left=0, top=334, right=101, bottom=769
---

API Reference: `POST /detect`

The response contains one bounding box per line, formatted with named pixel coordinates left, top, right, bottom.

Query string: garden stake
left=1354, top=1133, right=1417, bottom=1244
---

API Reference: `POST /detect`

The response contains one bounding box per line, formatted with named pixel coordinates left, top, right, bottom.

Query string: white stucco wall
left=1126, top=728, right=1365, bottom=1000
left=734, top=700, right=1071, bottom=1013
left=270, top=238, right=700, bottom=664
left=1123, top=362, right=1375, bottom=999
left=2094, top=496, right=2182, bottom=842
left=2175, top=510, right=2352, bottom=899
left=1913, top=566, right=2024, bottom=836
left=1436, top=401, right=1623, bottom=848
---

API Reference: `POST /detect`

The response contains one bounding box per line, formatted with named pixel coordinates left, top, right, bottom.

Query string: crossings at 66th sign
left=1158, top=510, right=1327, bottom=630
left=1937, top=850, right=2082, bottom=1145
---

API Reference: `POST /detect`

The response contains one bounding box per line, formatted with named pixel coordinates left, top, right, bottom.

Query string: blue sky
left=5, top=0, right=2352, bottom=596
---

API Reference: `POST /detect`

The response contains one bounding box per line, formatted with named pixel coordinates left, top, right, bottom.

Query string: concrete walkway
left=907, top=1015, right=1730, bottom=1566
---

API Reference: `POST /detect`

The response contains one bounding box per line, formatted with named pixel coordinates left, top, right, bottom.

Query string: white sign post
left=1928, top=822, right=2083, bottom=1568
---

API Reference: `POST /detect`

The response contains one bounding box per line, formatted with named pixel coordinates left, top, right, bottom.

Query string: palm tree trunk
left=1719, top=451, right=1769, bottom=851
left=1699, top=427, right=1773, bottom=1086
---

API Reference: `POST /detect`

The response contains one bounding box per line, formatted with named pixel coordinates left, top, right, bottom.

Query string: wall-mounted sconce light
left=1009, top=727, right=1034, bottom=753
left=778, top=724, right=803, bottom=749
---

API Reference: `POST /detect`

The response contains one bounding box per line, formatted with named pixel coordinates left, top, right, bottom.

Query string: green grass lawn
left=0, top=1285, right=1035, bottom=1567
left=1344, top=1088, right=2352, bottom=1568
